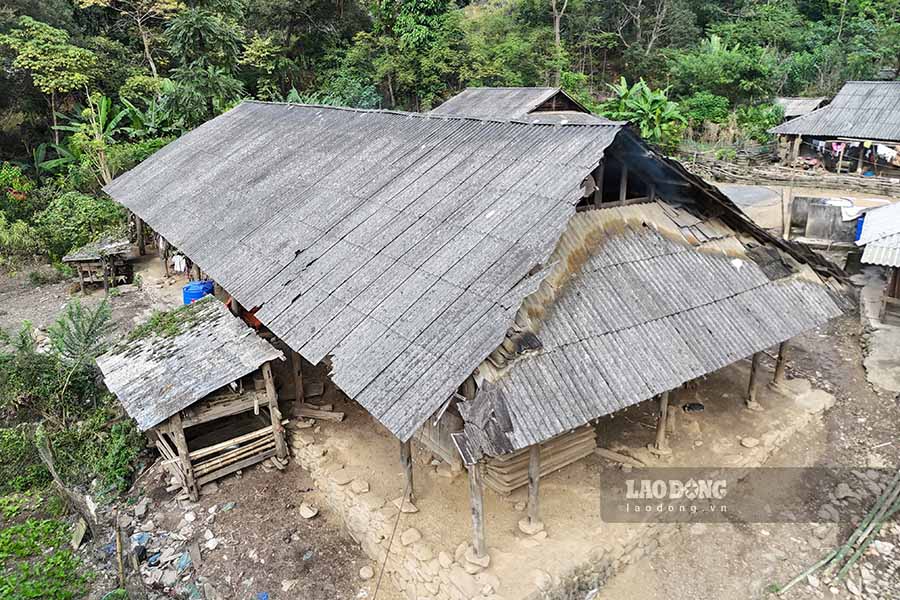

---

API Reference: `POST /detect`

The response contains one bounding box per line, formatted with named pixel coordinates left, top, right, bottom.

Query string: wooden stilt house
left=96, top=296, right=288, bottom=500
left=102, top=98, right=847, bottom=557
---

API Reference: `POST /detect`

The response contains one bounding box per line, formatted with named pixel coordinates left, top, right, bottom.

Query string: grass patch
left=0, top=519, right=68, bottom=565
left=125, top=294, right=213, bottom=343
left=0, top=549, right=89, bottom=599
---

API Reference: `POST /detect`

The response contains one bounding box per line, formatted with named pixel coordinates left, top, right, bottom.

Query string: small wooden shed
left=96, top=296, right=288, bottom=500
left=62, top=237, right=134, bottom=292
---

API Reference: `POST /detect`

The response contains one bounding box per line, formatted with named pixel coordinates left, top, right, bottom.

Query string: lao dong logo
left=625, top=478, right=727, bottom=501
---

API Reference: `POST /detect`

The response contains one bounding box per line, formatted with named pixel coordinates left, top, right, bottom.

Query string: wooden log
left=527, top=445, right=541, bottom=527
left=170, top=413, right=199, bottom=501
left=747, top=351, right=763, bottom=408
left=188, top=420, right=287, bottom=460
left=773, top=341, right=788, bottom=385
left=619, top=163, right=628, bottom=203
left=592, top=162, right=605, bottom=205
left=296, top=406, right=344, bottom=422
left=467, top=462, right=487, bottom=558
left=194, top=438, right=276, bottom=476
left=654, top=390, right=670, bottom=450
left=291, top=351, right=305, bottom=405
left=594, top=448, right=645, bottom=468
left=262, top=362, right=288, bottom=460
left=196, top=449, right=275, bottom=487
left=135, top=216, right=145, bottom=256
left=400, top=438, right=414, bottom=503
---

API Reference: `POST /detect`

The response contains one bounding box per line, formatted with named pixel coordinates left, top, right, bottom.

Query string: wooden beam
left=747, top=352, right=763, bottom=409
left=400, top=438, right=414, bottom=503
left=654, top=391, right=670, bottom=451
left=291, top=351, right=305, bottom=406
left=170, top=413, right=199, bottom=501
left=261, top=362, right=288, bottom=460
left=592, top=162, right=605, bottom=206
left=619, top=163, right=628, bottom=203
left=772, top=341, right=788, bottom=385
left=527, top=445, right=541, bottom=527
left=467, top=462, right=487, bottom=558
left=135, top=215, right=145, bottom=256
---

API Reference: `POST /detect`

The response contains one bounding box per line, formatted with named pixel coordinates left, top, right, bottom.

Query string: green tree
left=0, top=17, right=97, bottom=144
left=599, top=77, right=686, bottom=149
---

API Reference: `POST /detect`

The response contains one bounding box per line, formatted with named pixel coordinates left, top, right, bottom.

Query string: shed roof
left=103, top=101, right=623, bottom=441
left=62, top=237, right=131, bottom=262
left=454, top=203, right=842, bottom=459
left=96, top=296, right=284, bottom=431
left=431, top=87, right=612, bottom=123
left=775, top=96, right=828, bottom=119
left=770, top=82, right=900, bottom=142
left=858, top=202, right=900, bottom=267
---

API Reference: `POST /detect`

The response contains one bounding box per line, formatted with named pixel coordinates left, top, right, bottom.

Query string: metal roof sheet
left=862, top=233, right=900, bottom=267
left=775, top=97, right=828, bottom=118
left=103, top=101, right=622, bottom=441
left=458, top=204, right=842, bottom=456
left=430, top=87, right=614, bottom=124
left=770, top=82, right=900, bottom=141
left=95, top=297, right=284, bottom=431
left=858, top=201, right=900, bottom=246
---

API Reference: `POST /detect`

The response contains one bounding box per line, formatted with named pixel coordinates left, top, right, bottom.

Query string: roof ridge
left=240, top=99, right=624, bottom=128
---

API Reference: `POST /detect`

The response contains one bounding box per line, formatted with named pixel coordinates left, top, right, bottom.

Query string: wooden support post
left=790, top=135, right=802, bottom=162
left=77, top=269, right=85, bottom=295
left=527, top=445, right=541, bottom=527
left=135, top=215, right=145, bottom=256
left=291, top=351, right=305, bottom=405
left=747, top=351, right=763, bottom=410
left=159, top=237, right=169, bottom=277
left=857, top=144, right=867, bottom=174
left=467, top=462, right=487, bottom=558
left=654, top=391, right=670, bottom=451
left=261, top=362, right=288, bottom=460
left=772, top=341, right=788, bottom=386
left=648, top=182, right=656, bottom=202
left=170, top=413, right=199, bottom=501
left=400, top=438, right=414, bottom=503
left=191, top=262, right=201, bottom=281
left=101, top=256, right=110, bottom=293
left=618, top=163, right=628, bottom=203
left=592, top=162, right=605, bottom=206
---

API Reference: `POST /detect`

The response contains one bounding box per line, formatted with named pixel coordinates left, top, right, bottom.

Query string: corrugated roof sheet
left=431, top=87, right=561, bottom=118
left=96, top=297, right=284, bottom=431
left=775, top=97, right=828, bottom=118
left=858, top=202, right=900, bottom=267
left=62, top=237, right=131, bottom=262
left=862, top=233, right=900, bottom=267
left=103, top=101, right=622, bottom=441
left=770, top=82, right=900, bottom=141
left=456, top=203, right=842, bottom=457
left=430, top=87, right=614, bottom=123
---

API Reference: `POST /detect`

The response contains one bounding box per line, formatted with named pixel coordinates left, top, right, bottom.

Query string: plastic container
left=182, top=280, right=215, bottom=305
left=855, top=214, right=865, bottom=241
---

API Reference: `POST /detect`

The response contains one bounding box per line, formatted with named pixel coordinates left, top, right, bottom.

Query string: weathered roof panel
left=771, top=82, right=900, bottom=141
left=96, top=297, right=284, bottom=431
left=775, top=96, right=828, bottom=118
left=460, top=204, right=842, bottom=455
left=104, top=101, right=622, bottom=441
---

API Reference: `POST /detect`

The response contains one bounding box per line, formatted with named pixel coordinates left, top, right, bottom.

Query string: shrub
left=0, top=164, right=36, bottom=223
left=32, top=192, right=125, bottom=260
left=0, top=428, right=50, bottom=495
left=680, top=92, right=731, bottom=125
left=736, top=103, right=784, bottom=143
left=0, top=214, right=41, bottom=260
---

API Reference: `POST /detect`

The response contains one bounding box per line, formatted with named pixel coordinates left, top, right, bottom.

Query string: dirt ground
left=124, top=459, right=380, bottom=600
left=600, top=314, right=900, bottom=600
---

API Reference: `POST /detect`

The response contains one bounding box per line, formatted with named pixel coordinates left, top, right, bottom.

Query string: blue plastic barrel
left=855, top=214, right=865, bottom=241
left=182, top=280, right=215, bottom=305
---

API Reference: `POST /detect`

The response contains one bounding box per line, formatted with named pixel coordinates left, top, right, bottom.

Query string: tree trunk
left=50, top=92, right=59, bottom=145
left=550, top=0, right=568, bottom=87
left=139, top=24, right=158, bottom=79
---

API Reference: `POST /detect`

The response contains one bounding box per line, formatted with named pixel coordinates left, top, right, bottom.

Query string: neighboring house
left=103, top=100, right=844, bottom=555
left=770, top=82, right=900, bottom=174
left=774, top=96, right=828, bottom=121
left=857, top=202, right=900, bottom=324
left=430, top=86, right=613, bottom=124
